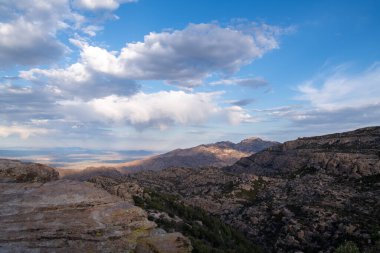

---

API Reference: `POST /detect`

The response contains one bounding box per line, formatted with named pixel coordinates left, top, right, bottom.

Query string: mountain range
left=119, top=137, right=279, bottom=172
left=60, top=137, right=278, bottom=180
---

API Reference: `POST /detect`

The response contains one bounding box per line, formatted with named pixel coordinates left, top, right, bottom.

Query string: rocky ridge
left=59, top=166, right=124, bottom=181
left=0, top=159, right=59, bottom=183
left=120, top=137, right=279, bottom=172
left=102, top=127, right=380, bottom=252
left=226, top=126, right=380, bottom=177
left=0, top=159, right=191, bottom=253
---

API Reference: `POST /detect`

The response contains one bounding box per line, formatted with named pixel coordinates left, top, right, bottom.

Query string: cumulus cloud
left=72, top=0, right=136, bottom=11
left=225, top=106, right=254, bottom=125
left=58, top=91, right=252, bottom=129
left=20, top=61, right=140, bottom=99
left=21, top=22, right=284, bottom=89
left=0, top=18, right=68, bottom=67
left=1, top=78, right=252, bottom=136
left=0, top=125, right=49, bottom=139
left=0, top=0, right=74, bottom=67
left=115, top=23, right=280, bottom=86
left=59, top=91, right=219, bottom=128
left=0, top=0, right=134, bottom=68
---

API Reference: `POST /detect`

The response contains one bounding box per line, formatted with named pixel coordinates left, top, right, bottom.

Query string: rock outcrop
left=136, top=232, right=192, bottom=253
left=225, top=126, right=380, bottom=177
left=0, top=159, right=192, bottom=253
left=89, top=176, right=144, bottom=203
left=0, top=159, right=59, bottom=183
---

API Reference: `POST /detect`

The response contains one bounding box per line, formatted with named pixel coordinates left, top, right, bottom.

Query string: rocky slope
left=0, top=159, right=59, bottom=183
left=0, top=159, right=192, bottom=253
left=101, top=127, right=380, bottom=252
left=225, top=126, right=380, bottom=177
left=88, top=173, right=260, bottom=253
left=58, top=166, right=124, bottom=181
left=120, top=137, right=279, bottom=172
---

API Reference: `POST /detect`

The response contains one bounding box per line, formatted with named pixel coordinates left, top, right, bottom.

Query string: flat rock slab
left=0, top=180, right=156, bottom=252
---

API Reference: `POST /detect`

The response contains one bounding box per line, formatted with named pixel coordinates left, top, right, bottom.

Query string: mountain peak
left=120, top=137, right=279, bottom=172
left=236, top=137, right=280, bottom=153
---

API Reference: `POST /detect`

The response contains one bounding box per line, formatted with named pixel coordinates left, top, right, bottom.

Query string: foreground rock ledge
left=0, top=160, right=191, bottom=253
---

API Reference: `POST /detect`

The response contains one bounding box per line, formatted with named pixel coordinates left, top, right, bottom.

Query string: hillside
left=58, top=166, right=124, bottom=181
left=94, top=127, right=380, bottom=252
left=120, top=137, right=279, bottom=172
left=225, top=126, right=380, bottom=176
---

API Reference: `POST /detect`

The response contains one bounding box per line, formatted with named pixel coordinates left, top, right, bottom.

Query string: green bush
left=334, top=241, right=359, bottom=253
left=135, top=190, right=261, bottom=253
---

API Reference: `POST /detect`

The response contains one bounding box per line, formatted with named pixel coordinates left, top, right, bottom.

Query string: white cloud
left=0, top=0, right=134, bottom=68
left=226, top=106, right=254, bottom=125
left=21, top=22, right=284, bottom=89
left=297, top=64, right=380, bottom=110
left=59, top=91, right=219, bottom=127
left=82, top=25, right=103, bottom=36
left=260, top=64, right=380, bottom=130
left=58, top=91, right=252, bottom=129
left=0, top=80, right=252, bottom=136
left=20, top=60, right=140, bottom=99
left=247, top=64, right=380, bottom=141
left=0, top=83, right=32, bottom=94
left=0, top=125, right=49, bottom=139
left=0, top=0, right=73, bottom=67
left=72, top=0, right=136, bottom=11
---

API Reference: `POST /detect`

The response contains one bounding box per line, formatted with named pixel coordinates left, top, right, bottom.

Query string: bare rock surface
left=0, top=180, right=155, bottom=252
left=226, top=126, right=380, bottom=177
left=135, top=232, right=192, bottom=253
left=0, top=159, right=192, bottom=253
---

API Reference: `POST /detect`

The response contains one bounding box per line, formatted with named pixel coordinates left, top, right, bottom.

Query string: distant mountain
left=120, top=137, right=279, bottom=172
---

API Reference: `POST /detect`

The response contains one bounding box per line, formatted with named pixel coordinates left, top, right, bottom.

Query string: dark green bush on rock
left=134, top=190, right=261, bottom=253
left=334, top=241, right=359, bottom=253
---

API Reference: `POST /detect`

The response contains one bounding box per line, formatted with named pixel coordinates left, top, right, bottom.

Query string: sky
left=1, top=0, right=380, bottom=152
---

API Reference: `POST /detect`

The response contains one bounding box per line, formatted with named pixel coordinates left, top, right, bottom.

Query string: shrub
left=135, top=189, right=261, bottom=253
left=334, top=241, right=359, bottom=253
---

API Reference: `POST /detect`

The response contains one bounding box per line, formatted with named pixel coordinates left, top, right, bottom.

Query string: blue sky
left=1, top=0, right=380, bottom=152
